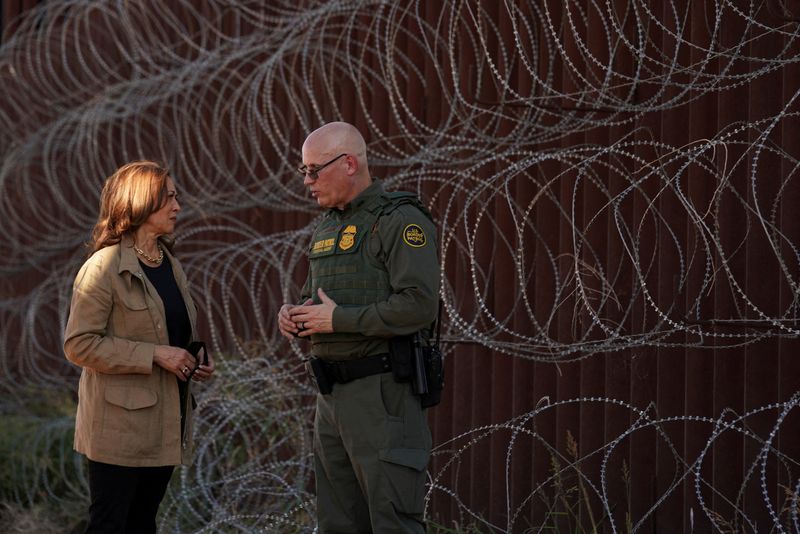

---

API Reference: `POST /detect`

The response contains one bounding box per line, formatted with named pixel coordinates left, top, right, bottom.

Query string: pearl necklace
left=134, top=243, right=164, bottom=264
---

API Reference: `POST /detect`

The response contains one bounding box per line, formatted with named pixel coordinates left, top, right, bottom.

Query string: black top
left=140, top=257, right=192, bottom=431
left=139, top=257, right=191, bottom=349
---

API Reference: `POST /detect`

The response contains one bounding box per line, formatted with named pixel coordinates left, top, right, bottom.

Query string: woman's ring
left=182, top=366, right=189, bottom=374
left=299, top=322, right=305, bottom=330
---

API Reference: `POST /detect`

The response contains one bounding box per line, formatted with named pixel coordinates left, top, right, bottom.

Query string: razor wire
left=0, top=0, right=799, bottom=531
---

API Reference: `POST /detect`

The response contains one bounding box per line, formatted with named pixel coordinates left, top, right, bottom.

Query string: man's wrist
left=331, top=306, right=355, bottom=332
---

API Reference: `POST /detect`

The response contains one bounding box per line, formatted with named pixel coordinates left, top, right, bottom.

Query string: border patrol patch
left=402, top=224, right=426, bottom=248
left=339, top=225, right=357, bottom=250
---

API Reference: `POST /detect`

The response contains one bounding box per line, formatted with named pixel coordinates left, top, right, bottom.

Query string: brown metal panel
left=653, top=1, right=692, bottom=529
left=3, top=1, right=800, bottom=532
left=778, top=35, right=800, bottom=534
left=624, top=4, right=665, bottom=529
left=681, top=3, right=722, bottom=531
left=744, top=7, right=792, bottom=528
left=552, top=12, right=583, bottom=532
left=711, top=6, right=750, bottom=529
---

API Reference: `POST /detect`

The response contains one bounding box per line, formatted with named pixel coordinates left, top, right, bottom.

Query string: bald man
left=278, top=122, right=440, bottom=533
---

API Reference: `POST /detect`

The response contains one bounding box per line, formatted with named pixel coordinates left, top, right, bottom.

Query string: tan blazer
left=64, top=235, right=198, bottom=467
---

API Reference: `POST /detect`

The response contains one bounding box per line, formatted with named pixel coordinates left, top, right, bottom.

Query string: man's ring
left=299, top=322, right=305, bottom=330
left=182, top=366, right=189, bottom=374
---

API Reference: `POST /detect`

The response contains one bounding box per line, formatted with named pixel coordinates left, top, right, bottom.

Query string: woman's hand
left=189, top=347, right=216, bottom=383
left=153, top=345, right=197, bottom=382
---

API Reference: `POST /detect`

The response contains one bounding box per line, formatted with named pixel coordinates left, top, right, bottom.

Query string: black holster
left=306, top=359, right=333, bottom=394
left=389, top=334, right=444, bottom=408
left=420, top=345, right=444, bottom=408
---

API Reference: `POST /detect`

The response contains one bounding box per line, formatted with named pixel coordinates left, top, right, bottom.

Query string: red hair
left=89, top=161, right=172, bottom=254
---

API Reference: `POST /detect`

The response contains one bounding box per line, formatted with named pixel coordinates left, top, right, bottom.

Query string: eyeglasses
left=297, top=153, right=347, bottom=180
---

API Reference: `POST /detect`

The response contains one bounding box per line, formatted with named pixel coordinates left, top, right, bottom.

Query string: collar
left=118, top=234, right=141, bottom=276
left=329, top=180, right=384, bottom=218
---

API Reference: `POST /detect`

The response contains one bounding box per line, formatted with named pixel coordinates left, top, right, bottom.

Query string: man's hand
left=278, top=298, right=313, bottom=340
left=289, top=288, right=337, bottom=337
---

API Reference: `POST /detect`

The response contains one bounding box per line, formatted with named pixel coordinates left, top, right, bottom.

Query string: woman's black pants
left=84, top=459, right=175, bottom=534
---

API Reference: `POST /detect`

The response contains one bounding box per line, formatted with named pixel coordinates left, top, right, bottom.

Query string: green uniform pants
left=314, top=371, right=431, bottom=534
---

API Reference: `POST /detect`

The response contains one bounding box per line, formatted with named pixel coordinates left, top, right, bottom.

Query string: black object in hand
left=186, top=341, right=207, bottom=378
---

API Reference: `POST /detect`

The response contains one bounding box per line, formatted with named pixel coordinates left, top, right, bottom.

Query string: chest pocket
left=118, top=288, right=148, bottom=311
left=112, top=277, right=154, bottom=340
left=309, top=223, right=371, bottom=292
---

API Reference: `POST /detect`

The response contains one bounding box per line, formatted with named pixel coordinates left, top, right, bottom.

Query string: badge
left=339, top=225, right=357, bottom=250
left=402, top=224, right=426, bottom=247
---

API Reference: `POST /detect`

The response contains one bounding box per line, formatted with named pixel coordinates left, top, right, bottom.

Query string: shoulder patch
left=402, top=224, right=427, bottom=248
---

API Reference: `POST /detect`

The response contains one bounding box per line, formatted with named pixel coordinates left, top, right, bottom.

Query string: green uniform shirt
left=301, top=180, right=440, bottom=360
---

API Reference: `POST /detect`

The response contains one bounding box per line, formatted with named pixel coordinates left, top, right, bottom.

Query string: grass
left=0, top=386, right=85, bottom=533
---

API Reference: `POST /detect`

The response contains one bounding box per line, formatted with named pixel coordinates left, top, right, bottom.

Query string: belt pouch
left=389, top=335, right=413, bottom=382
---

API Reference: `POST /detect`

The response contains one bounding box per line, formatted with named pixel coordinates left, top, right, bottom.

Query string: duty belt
left=322, top=353, right=390, bottom=382
left=306, top=353, right=391, bottom=394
